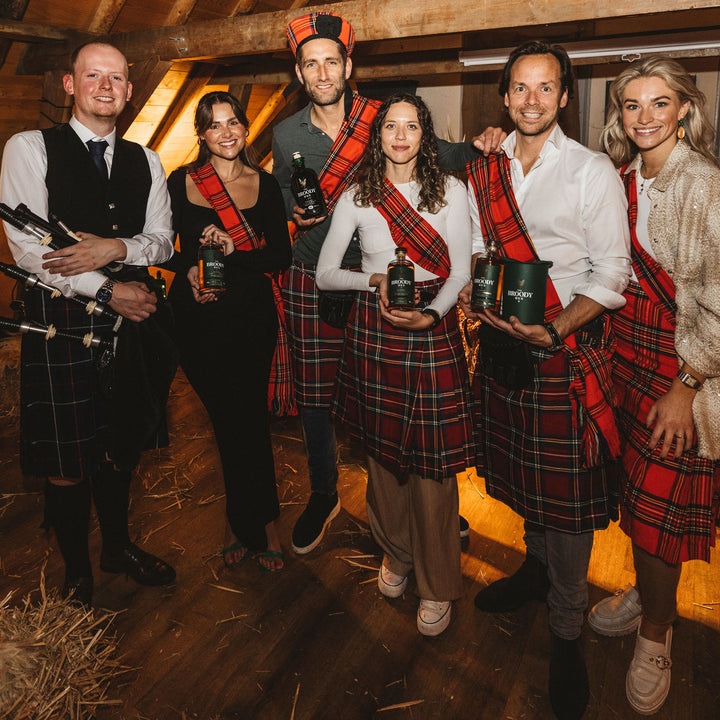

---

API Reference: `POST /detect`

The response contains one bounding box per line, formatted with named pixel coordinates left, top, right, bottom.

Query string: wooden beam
left=165, top=0, right=198, bottom=26
left=87, top=0, right=126, bottom=34
left=246, top=83, right=289, bottom=145
left=147, top=62, right=216, bottom=152
left=17, top=0, right=720, bottom=75
left=117, top=55, right=173, bottom=136
left=0, top=18, right=89, bottom=44
left=0, top=0, right=30, bottom=69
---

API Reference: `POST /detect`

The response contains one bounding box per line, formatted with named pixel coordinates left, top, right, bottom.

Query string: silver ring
left=675, top=433, right=683, bottom=439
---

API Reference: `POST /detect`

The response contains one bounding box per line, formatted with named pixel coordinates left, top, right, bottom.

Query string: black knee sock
left=92, top=463, right=131, bottom=556
left=44, top=479, right=93, bottom=579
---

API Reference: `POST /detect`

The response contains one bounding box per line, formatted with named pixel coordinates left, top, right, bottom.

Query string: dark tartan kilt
left=476, top=331, right=616, bottom=534
left=332, top=279, right=478, bottom=482
left=282, top=261, right=349, bottom=408
left=613, top=281, right=720, bottom=564
left=20, top=288, right=115, bottom=479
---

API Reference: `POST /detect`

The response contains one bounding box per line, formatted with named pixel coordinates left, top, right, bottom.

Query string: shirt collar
left=69, top=115, right=117, bottom=149
left=502, top=123, right=565, bottom=162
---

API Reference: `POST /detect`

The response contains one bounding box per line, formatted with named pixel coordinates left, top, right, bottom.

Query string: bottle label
left=388, top=266, right=415, bottom=309
left=198, top=247, right=225, bottom=293
left=471, top=263, right=501, bottom=310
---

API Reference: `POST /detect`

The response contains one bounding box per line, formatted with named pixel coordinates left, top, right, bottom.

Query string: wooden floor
left=2, top=368, right=719, bottom=720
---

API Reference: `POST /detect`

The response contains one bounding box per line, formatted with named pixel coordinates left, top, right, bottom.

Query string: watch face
left=96, top=283, right=113, bottom=303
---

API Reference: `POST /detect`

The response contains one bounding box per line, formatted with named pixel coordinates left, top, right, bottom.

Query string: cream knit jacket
left=625, top=141, right=720, bottom=459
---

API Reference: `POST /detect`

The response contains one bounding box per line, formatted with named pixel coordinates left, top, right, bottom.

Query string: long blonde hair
left=601, top=55, right=718, bottom=168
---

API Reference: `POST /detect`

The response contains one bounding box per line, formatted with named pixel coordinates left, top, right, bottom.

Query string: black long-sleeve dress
left=167, top=168, right=292, bottom=551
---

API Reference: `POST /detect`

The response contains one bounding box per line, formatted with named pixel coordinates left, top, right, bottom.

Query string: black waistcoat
left=42, top=123, right=151, bottom=237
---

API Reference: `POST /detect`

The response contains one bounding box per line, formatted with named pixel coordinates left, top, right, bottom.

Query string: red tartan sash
left=188, top=163, right=296, bottom=416
left=621, top=166, right=677, bottom=328
left=468, top=154, right=621, bottom=464
left=374, top=178, right=451, bottom=279
left=289, top=94, right=382, bottom=240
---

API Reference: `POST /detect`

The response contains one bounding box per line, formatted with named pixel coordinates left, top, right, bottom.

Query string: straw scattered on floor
left=0, top=569, right=127, bottom=720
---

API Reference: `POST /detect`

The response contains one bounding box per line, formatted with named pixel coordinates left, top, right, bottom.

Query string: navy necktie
left=87, top=139, right=109, bottom=181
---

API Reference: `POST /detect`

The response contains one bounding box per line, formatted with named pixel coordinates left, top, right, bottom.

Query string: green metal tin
left=500, top=259, right=553, bottom=325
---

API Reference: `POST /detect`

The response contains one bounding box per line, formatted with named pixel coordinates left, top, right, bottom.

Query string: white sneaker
left=588, top=584, right=642, bottom=637
left=417, top=599, right=451, bottom=636
left=626, top=626, right=673, bottom=716
left=378, top=563, right=408, bottom=598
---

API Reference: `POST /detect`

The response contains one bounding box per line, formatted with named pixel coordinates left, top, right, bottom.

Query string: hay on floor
left=0, top=570, right=126, bottom=719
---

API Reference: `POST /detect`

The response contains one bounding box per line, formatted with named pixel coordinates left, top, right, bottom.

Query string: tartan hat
left=287, top=12, right=356, bottom=56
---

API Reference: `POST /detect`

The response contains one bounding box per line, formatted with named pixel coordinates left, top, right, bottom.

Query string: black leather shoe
left=100, top=543, right=176, bottom=586
left=61, top=575, right=94, bottom=608
left=549, top=632, right=589, bottom=720
left=474, top=553, right=550, bottom=612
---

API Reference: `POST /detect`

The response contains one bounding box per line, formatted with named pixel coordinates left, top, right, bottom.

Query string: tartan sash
left=374, top=178, right=451, bottom=279
left=188, top=163, right=296, bottom=416
left=290, top=94, right=382, bottom=240
left=622, top=167, right=677, bottom=328
left=468, top=154, right=621, bottom=464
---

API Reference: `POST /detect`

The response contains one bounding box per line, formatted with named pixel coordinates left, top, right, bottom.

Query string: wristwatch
left=676, top=370, right=702, bottom=390
left=95, top=279, right=115, bottom=303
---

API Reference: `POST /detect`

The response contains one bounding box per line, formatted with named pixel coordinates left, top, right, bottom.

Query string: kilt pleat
left=477, top=340, right=616, bottom=534
left=613, top=281, right=719, bottom=563
left=332, top=279, right=477, bottom=482
left=20, top=288, right=114, bottom=478
left=282, top=261, right=348, bottom=408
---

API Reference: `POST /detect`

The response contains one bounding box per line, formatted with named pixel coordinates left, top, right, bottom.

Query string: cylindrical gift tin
left=500, top=259, right=553, bottom=325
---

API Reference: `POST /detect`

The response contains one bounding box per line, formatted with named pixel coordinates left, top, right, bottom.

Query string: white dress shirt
left=0, top=115, right=173, bottom=299
left=316, top=176, right=471, bottom=319
left=468, top=124, right=631, bottom=311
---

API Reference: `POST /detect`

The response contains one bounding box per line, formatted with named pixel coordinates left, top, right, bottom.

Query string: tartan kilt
left=476, top=332, right=617, bottom=533
left=20, top=288, right=115, bottom=479
left=613, top=281, right=720, bottom=563
left=332, top=279, right=477, bottom=482
left=282, top=261, right=348, bottom=408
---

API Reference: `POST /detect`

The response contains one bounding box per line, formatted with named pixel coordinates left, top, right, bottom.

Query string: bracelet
left=421, top=308, right=441, bottom=329
left=543, top=321, right=563, bottom=352
left=676, top=370, right=702, bottom=390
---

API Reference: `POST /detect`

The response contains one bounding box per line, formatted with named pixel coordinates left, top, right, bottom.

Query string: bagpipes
left=0, top=202, right=122, bottom=274
left=0, top=315, right=115, bottom=351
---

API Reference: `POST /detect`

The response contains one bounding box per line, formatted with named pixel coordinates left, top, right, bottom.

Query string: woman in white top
left=316, top=92, right=476, bottom=636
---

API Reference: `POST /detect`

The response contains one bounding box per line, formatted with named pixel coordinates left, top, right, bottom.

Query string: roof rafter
left=17, top=0, right=720, bottom=75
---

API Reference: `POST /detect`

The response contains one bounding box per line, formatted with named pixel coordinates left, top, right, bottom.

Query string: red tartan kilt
left=477, top=346, right=615, bottom=533
left=333, top=280, right=477, bottom=481
left=282, top=262, right=348, bottom=408
left=613, top=281, right=719, bottom=563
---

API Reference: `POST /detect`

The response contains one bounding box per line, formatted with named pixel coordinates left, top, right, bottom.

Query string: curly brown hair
left=353, top=93, right=447, bottom=214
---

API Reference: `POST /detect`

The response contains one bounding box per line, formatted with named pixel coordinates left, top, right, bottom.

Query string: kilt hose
left=282, top=261, right=349, bottom=409
left=20, top=287, right=114, bottom=479
left=332, top=279, right=477, bottom=482
left=476, top=328, right=618, bottom=534
left=614, top=281, right=720, bottom=564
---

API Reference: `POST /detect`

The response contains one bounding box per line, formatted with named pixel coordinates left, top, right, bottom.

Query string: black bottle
left=387, top=247, right=415, bottom=311
left=470, top=239, right=502, bottom=312
left=290, top=152, right=327, bottom=218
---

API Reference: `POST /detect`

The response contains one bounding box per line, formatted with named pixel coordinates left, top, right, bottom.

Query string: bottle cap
left=292, top=152, right=302, bottom=160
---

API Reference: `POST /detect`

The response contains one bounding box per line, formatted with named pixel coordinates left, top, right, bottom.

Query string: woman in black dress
left=167, top=91, right=291, bottom=572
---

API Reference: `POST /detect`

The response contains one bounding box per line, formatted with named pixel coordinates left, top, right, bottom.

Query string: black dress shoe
left=61, top=575, right=94, bottom=608
left=100, top=543, right=176, bottom=586
left=474, top=553, right=550, bottom=612
left=549, top=632, right=589, bottom=720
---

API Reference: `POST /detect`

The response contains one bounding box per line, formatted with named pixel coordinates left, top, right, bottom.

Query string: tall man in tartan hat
left=273, top=11, right=504, bottom=554
left=459, top=41, right=631, bottom=719
left=0, top=41, right=176, bottom=607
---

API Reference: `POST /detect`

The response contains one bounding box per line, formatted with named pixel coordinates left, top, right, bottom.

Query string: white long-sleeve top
left=0, top=115, right=174, bottom=300
left=468, top=124, right=631, bottom=310
left=316, top=176, right=471, bottom=319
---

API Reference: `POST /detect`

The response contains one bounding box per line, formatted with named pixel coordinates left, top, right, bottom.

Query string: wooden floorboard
left=1, top=369, right=719, bottom=720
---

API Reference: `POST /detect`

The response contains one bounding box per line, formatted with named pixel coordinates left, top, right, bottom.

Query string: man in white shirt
left=460, top=41, right=631, bottom=720
left=0, top=41, right=176, bottom=607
